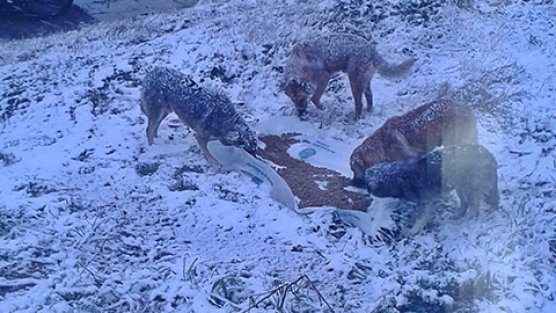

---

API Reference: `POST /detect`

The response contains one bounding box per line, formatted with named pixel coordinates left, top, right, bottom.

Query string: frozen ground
left=0, top=0, right=555, bottom=312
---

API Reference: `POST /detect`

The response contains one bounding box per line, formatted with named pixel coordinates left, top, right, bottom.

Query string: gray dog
left=365, top=144, right=499, bottom=234
left=140, top=67, right=257, bottom=163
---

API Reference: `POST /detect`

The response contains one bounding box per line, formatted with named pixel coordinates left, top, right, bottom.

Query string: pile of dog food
left=257, top=133, right=370, bottom=211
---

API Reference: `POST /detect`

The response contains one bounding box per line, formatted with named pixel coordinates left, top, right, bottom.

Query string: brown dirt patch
left=257, top=133, right=370, bottom=211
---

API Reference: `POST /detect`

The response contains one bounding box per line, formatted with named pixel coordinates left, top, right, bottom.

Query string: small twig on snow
left=239, top=274, right=335, bottom=313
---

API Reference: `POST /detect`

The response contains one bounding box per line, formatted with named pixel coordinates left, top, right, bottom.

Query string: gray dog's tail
left=374, top=53, right=416, bottom=79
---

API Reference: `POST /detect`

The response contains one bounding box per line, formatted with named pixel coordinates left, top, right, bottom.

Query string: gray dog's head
left=364, top=168, right=381, bottom=194
left=221, top=127, right=258, bottom=156
left=364, top=162, right=403, bottom=197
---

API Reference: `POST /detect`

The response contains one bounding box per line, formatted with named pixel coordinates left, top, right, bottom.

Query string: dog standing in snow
left=350, top=99, right=478, bottom=186
left=140, top=67, right=257, bottom=163
left=282, top=34, right=416, bottom=120
left=365, top=144, right=500, bottom=234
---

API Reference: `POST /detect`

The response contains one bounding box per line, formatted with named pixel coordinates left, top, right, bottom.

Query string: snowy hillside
left=1, top=0, right=555, bottom=312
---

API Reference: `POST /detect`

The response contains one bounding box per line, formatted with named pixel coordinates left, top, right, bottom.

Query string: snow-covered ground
left=0, top=0, right=555, bottom=312
left=73, top=0, right=199, bottom=21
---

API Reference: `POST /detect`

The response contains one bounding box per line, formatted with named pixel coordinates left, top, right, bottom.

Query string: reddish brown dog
left=350, top=99, right=478, bottom=185
left=283, top=34, right=415, bottom=120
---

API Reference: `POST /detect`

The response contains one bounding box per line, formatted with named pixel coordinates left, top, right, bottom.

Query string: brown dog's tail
left=374, top=53, right=416, bottom=79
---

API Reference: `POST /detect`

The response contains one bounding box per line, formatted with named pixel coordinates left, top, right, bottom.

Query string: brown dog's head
left=350, top=142, right=388, bottom=187
left=283, top=78, right=315, bottom=118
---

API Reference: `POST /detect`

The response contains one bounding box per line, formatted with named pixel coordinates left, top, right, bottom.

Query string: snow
left=207, top=140, right=297, bottom=211
left=0, top=0, right=555, bottom=312
left=73, top=0, right=199, bottom=21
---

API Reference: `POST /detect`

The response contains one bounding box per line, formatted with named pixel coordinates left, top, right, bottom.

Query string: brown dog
left=283, top=34, right=415, bottom=120
left=350, top=99, right=478, bottom=185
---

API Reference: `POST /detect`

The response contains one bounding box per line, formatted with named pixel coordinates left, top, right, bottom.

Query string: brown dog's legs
left=466, top=196, right=481, bottom=219
left=485, top=182, right=500, bottom=211
left=455, top=191, right=469, bottom=218
left=364, top=84, right=373, bottom=112
left=348, top=75, right=364, bottom=120
left=311, top=73, right=331, bottom=110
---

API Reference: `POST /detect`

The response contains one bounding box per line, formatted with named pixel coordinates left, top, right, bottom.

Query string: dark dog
left=140, top=67, right=257, bottom=163
left=350, top=99, right=478, bottom=186
left=365, top=144, right=499, bottom=234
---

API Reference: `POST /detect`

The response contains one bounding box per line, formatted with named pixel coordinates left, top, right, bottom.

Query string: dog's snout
left=352, top=175, right=366, bottom=187
left=297, top=108, right=308, bottom=120
left=246, top=148, right=257, bottom=157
